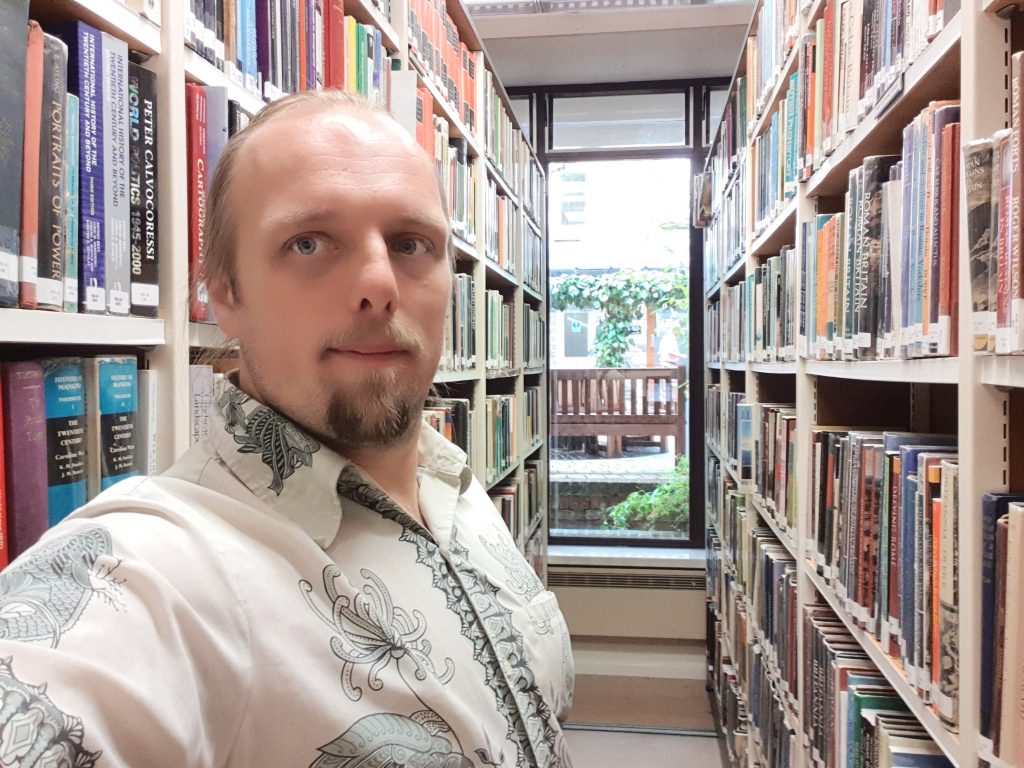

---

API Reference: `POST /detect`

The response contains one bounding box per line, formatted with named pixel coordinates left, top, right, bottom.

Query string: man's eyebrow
left=264, top=208, right=342, bottom=230
left=392, top=212, right=451, bottom=234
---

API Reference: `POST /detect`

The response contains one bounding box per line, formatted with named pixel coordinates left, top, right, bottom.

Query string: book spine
left=63, top=94, right=80, bottom=313
left=19, top=21, right=44, bottom=309
left=101, top=32, right=131, bottom=315
left=129, top=64, right=159, bottom=317
left=935, top=460, right=958, bottom=728
left=42, top=357, right=87, bottom=526
left=1, top=361, right=49, bottom=559
left=0, top=369, right=7, bottom=568
left=964, top=139, right=994, bottom=352
left=36, top=34, right=68, bottom=311
left=186, top=84, right=210, bottom=322
left=997, top=132, right=1013, bottom=352
left=96, top=356, right=138, bottom=490
left=189, top=365, right=215, bottom=444
left=0, top=1, right=30, bottom=307
left=136, top=368, right=158, bottom=475
left=246, top=0, right=259, bottom=93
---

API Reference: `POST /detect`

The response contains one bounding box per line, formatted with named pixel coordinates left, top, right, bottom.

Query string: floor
left=564, top=727, right=724, bottom=768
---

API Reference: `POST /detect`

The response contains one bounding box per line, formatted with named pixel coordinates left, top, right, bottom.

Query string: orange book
left=298, top=0, right=307, bottom=91
left=931, top=494, right=942, bottom=694
left=324, top=0, right=345, bottom=89
left=20, top=20, right=44, bottom=310
left=416, top=86, right=434, bottom=157
left=938, top=122, right=960, bottom=356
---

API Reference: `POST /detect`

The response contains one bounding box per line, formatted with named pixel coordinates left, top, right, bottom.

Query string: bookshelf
left=700, top=0, right=1021, bottom=764
left=7, top=0, right=549, bottom=565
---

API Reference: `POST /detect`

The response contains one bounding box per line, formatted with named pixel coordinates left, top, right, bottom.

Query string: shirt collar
left=207, top=375, right=472, bottom=548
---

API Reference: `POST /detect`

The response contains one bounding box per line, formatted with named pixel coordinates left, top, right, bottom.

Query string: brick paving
left=551, top=452, right=675, bottom=484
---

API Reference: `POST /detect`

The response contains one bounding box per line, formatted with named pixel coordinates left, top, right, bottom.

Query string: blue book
left=897, top=441, right=956, bottom=681
left=63, top=93, right=80, bottom=313
left=51, top=22, right=106, bottom=314
left=42, top=358, right=87, bottom=526
left=245, top=0, right=259, bottom=94
left=980, top=493, right=1024, bottom=738
left=84, top=356, right=138, bottom=496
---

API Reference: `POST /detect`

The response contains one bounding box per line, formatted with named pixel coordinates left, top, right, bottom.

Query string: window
left=550, top=92, right=689, bottom=151
left=703, top=86, right=729, bottom=146
left=509, top=96, right=532, bottom=148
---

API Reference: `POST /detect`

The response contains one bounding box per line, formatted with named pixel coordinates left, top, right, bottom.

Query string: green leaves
left=551, top=269, right=689, bottom=367
left=604, top=456, right=690, bottom=533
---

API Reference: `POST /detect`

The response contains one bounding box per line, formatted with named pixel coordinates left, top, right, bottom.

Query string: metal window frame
left=510, top=78, right=727, bottom=549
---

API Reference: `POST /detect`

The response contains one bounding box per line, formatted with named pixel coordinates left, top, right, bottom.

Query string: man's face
left=211, top=107, right=452, bottom=456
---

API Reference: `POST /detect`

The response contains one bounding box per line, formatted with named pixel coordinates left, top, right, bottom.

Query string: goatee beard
left=323, top=371, right=422, bottom=454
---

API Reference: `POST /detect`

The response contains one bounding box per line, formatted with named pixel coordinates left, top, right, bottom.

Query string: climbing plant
left=550, top=269, right=688, bottom=367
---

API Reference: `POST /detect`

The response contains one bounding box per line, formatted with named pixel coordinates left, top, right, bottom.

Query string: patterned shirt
left=0, top=376, right=575, bottom=767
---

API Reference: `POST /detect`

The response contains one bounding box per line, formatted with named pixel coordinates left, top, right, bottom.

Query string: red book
left=324, top=0, right=345, bottom=89
left=2, top=361, right=48, bottom=560
left=0, top=369, right=8, bottom=569
left=298, top=0, right=308, bottom=91
left=19, top=20, right=44, bottom=310
left=186, top=84, right=209, bottom=323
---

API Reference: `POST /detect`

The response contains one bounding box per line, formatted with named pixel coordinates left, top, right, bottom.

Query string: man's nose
left=352, top=236, right=399, bottom=314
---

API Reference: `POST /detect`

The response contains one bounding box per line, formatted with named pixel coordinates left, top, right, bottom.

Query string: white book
left=101, top=32, right=131, bottom=315
left=1000, top=502, right=1024, bottom=764
left=189, top=365, right=215, bottom=445
left=136, top=368, right=159, bottom=475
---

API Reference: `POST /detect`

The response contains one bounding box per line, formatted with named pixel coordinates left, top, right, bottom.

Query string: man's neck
left=345, top=424, right=423, bottom=525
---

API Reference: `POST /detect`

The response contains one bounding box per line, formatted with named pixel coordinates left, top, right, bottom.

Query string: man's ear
left=208, top=276, right=240, bottom=340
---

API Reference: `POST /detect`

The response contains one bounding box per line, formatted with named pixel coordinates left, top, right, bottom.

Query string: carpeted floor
left=567, top=674, right=716, bottom=732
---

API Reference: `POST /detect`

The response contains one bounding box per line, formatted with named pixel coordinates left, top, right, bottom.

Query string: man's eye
left=393, top=237, right=432, bottom=257
left=288, top=235, right=323, bottom=256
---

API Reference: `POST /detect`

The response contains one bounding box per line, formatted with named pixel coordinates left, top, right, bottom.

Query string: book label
left=19, top=256, right=37, bottom=283
left=36, top=277, right=62, bottom=307
left=0, top=253, right=18, bottom=284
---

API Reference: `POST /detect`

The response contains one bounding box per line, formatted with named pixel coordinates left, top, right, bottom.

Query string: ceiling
left=471, top=3, right=754, bottom=87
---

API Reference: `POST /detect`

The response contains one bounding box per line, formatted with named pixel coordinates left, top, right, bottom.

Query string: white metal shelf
left=722, top=256, right=746, bottom=286
left=486, top=158, right=521, bottom=208
left=484, top=259, right=519, bottom=291
left=803, top=563, right=961, bottom=765
left=805, top=357, right=958, bottom=383
left=485, top=367, right=521, bottom=380
left=184, top=48, right=265, bottom=115
left=0, top=309, right=166, bottom=346
left=523, top=284, right=544, bottom=303
left=434, top=368, right=482, bottom=384
left=33, top=0, right=161, bottom=54
left=452, top=234, right=479, bottom=262
left=978, top=355, right=1024, bottom=389
left=523, top=366, right=545, bottom=376
left=751, top=494, right=798, bottom=561
left=751, top=196, right=798, bottom=257
left=485, top=460, right=518, bottom=490
left=723, top=361, right=747, bottom=372
left=189, top=322, right=229, bottom=349
left=751, top=361, right=798, bottom=374
left=805, top=16, right=962, bottom=199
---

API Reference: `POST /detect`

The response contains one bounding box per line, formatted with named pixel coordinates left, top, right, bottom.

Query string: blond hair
left=198, top=89, right=450, bottom=301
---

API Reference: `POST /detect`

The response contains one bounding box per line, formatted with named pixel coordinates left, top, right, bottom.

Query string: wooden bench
left=551, top=367, right=687, bottom=458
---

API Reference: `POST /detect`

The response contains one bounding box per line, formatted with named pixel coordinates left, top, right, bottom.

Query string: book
left=63, top=93, right=79, bottom=313
left=53, top=21, right=106, bottom=313
left=36, top=32, right=68, bottom=312
left=128, top=63, right=159, bottom=317
left=2, top=361, right=49, bottom=558
left=0, top=0, right=30, bottom=307
left=186, top=83, right=210, bottom=322
left=964, top=138, right=994, bottom=351
left=189, top=364, right=214, bottom=444
left=83, top=356, right=138, bottom=497
left=42, top=357, right=87, bottom=526
left=19, top=20, right=44, bottom=309
left=136, top=367, right=158, bottom=475
left=100, top=31, right=131, bottom=316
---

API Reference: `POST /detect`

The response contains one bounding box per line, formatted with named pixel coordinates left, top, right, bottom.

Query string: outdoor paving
left=551, top=451, right=675, bottom=484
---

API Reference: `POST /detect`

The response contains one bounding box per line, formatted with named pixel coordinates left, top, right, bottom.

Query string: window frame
left=509, top=78, right=728, bottom=550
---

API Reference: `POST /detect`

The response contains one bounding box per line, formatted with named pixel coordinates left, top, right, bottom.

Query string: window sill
left=547, top=544, right=706, bottom=570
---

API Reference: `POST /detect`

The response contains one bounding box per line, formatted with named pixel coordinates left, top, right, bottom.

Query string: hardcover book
left=36, top=32, right=68, bottom=311
left=128, top=63, right=159, bottom=317
left=0, top=0, right=30, bottom=307
left=2, top=361, right=49, bottom=559
left=42, top=357, right=87, bottom=526
left=101, top=31, right=131, bottom=315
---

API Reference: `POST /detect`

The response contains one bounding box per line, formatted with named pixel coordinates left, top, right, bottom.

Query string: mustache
left=321, top=322, right=422, bottom=353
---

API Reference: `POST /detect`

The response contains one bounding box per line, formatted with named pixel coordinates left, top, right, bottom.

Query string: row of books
left=524, top=306, right=545, bottom=370
left=750, top=638, right=797, bottom=768
left=0, top=17, right=161, bottom=317
left=702, top=161, right=747, bottom=293
left=745, top=0, right=799, bottom=140
left=186, top=82, right=251, bottom=323
left=489, top=480, right=520, bottom=541
left=965, top=54, right=1024, bottom=356
left=485, top=289, right=514, bottom=371
left=704, top=79, right=748, bottom=211
left=1, top=356, right=155, bottom=565
left=752, top=402, right=798, bottom=535
left=408, top=0, right=480, bottom=136
left=430, top=119, right=477, bottom=247
left=802, top=603, right=954, bottom=768
left=485, top=393, right=516, bottom=481
left=524, top=224, right=543, bottom=293
left=186, top=0, right=396, bottom=106
left=707, top=299, right=723, bottom=363
left=484, top=178, right=519, bottom=275
left=482, top=69, right=533, bottom=198
left=796, top=0, right=956, bottom=179
left=750, top=72, right=799, bottom=234
left=423, top=396, right=473, bottom=457
left=980, top=492, right=1024, bottom=765
left=808, top=429, right=959, bottom=729
left=523, top=458, right=542, bottom=542
left=440, top=273, right=476, bottom=373
left=487, top=457, right=544, bottom=546
left=523, top=385, right=541, bottom=449
left=802, top=103, right=961, bottom=361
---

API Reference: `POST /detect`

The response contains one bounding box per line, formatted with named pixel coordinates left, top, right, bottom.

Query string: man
left=0, top=91, right=574, bottom=767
